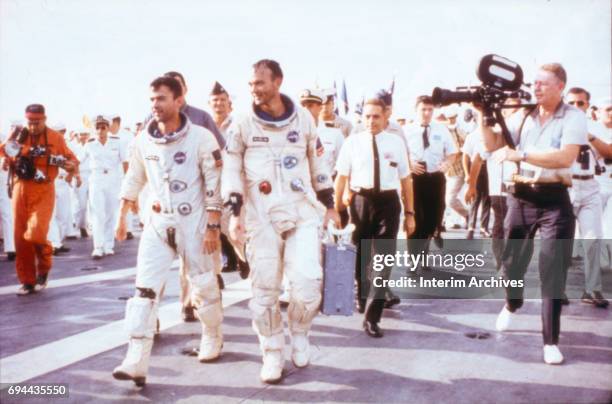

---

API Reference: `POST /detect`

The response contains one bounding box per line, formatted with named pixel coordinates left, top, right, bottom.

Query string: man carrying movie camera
left=112, top=75, right=223, bottom=386
left=223, top=59, right=340, bottom=383
left=480, top=63, right=586, bottom=365
left=0, top=104, right=79, bottom=295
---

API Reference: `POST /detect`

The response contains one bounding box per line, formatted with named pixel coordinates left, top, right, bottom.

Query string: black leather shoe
left=384, top=295, right=401, bottom=309
left=561, top=293, right=570, bottom=306
left=80, top=228, right=89, bottom=238
left=54, top=245, right=70, bottom=255
left=363, top=320, right=384, bottom=338
left=238, top=260, right=250, bottom=279
left=126, top=232, right=134, bottom=240
left=182, top=305, right=197, bottom=322
left=7, top=252, right=16, bottom=261
left=466, top=230, right=474, bottom=240
left=433, top=233, right=444, bottom=249
left=582, top=291, right=609, bottom=308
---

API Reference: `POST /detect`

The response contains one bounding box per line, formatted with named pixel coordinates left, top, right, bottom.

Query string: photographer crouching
left=0, top=104, right=79, bottom=295
left=480, top=63, right=586, bottom=365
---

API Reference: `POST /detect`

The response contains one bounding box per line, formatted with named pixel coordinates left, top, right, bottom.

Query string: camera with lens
left=49, top=154, right=67, bottom=167
left=14, top=156, right=36, bottom=180
left=431, top=54, right=533, bottom=129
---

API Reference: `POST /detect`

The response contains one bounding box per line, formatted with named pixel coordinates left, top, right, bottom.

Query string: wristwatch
left=519, top=151, right=528, bottom=162
left=206, top=223, right=221, bottom=230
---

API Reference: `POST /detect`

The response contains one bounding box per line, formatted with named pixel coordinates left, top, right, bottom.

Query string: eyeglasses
left=568, top=100, right=586, bottom=107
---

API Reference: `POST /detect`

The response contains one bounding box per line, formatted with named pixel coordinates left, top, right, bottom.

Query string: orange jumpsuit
left=0, top=128, right=78, bottom=286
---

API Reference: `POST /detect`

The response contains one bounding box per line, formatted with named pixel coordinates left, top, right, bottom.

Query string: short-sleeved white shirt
left=506, top=103, right=588, bottom=183
left=404, top=121, right=457, bottom=173
left=336, top=130, right=410, bottom=191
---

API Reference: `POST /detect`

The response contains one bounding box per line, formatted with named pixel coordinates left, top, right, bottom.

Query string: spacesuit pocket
left=268, top=203, right=298, bottom=235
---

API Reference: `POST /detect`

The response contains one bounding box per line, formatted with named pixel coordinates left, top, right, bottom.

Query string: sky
left=0, top=0, right=610, bottom=131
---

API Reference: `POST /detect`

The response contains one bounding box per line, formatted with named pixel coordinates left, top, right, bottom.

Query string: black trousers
left=468, top=165, right=491, bottom=231
left=502, top=190, right=574, bottom=345
left=350, top=191, right=400, bottom=324
left=490, top=195, right=507, bottom=269
left=410, top=172, right=446, bottom=255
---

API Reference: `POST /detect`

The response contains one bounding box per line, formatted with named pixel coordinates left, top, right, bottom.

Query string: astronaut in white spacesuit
left=223, top=59, right=340, bottom=383
left=112, top=76, right=224, bottom=386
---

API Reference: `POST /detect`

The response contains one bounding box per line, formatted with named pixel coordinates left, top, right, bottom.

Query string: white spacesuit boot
left=192, top=272, right=224, bottom=362
left=251, top=299, right=285, bottom=383
left=113, top=292, right=158, bottom=386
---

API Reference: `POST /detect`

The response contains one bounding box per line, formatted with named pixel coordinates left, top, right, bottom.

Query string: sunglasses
left=568, top=100, right=586, bottom=107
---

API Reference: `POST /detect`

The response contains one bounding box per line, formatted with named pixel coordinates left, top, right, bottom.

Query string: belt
left=507, top=182, right=567, bottom=194
left=353, top=188, right=397, bottom=198
left=572, top=174, right=594, bottom=180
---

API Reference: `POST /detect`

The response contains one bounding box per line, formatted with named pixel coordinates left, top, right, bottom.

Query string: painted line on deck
left=0, top=260, right=180, bottom=296
left=0, top=278, right=252, bottom=384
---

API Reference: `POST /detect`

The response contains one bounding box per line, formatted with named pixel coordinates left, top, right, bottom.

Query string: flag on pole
left=340, top=79, right=349, bottom=115
left=333, top=81, right=339, bottom=115
left=388, top=75, right=396, bottom=95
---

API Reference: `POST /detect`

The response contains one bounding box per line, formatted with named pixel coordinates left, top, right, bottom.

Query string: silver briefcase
left=321, top=224, right=356, bottom=316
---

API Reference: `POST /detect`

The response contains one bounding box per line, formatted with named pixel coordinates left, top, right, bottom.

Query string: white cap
left=299, top=88, right=325, bottom=104
left=596, top=98, right=612, bottom=108
left=52, top=122, right=66, bottom=131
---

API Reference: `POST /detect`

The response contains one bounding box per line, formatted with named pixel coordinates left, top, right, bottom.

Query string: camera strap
left=514, top=105, right=538, bottom=172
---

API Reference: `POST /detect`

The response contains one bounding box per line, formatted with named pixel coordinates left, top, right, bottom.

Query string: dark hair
left=375, top=89, right=392, bottom=108
left=112, top=116, right=121, bottom=124
left=567, top=87, right=590, bottom=101
left=252, top=59, right=283, bottom=80
left=25, top=104, right=45, bottom=114
left=363, top=98, right=386, bottom=110
left=164, top=71, right=186, bottom=87
left=150, top=76, right=183, bottom=98
left=415, top=95, right=434, bottom=107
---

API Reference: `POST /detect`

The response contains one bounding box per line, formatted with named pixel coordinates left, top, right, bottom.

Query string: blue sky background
left=1, top=0, right=610, bottom=130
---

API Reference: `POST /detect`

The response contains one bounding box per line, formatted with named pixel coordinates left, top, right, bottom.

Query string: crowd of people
left=0, top=58, right=611, bottom=385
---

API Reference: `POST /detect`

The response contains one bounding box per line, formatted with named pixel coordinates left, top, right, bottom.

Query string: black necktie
left=372, top=135, right=380, bottom=192
left=422, top=125, right=430, bottom=149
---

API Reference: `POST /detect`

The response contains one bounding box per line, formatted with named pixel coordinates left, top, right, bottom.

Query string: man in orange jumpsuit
left=0, top=104, right=78, bottom=295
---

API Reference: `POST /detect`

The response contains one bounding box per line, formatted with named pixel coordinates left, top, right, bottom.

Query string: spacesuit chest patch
left=174, top=151, right=187, bottom=164
left=169, top=180, right=188, bottom=193
left=287, top=131, right=299, bottom=143
left=177, top=203, right=192, bottom=216
left=283, top=155, right=298, bottom=169
left=252, top=136, right=269, bottom=142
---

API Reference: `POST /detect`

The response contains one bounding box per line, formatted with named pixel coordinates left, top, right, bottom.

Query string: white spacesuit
left=81, top=131, right=126, bottom=257
left=223, top=95, right=334, bottom=383
left=112, top=114, right=224, bottom=386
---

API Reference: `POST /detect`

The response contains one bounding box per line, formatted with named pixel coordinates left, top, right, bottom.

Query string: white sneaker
left=104, top=248, right=115, bottom=256
left=495, top=305, right=515, bottom=332
left=112, top=338, right=153, bottom=386
left=291, top=334, right=310, bottom=368
left=92, top=248, right=104, bottom=259
left=260, top=350, right=284, bottom=384
left=198, top=331, right=223, bottom=362
left=543, top=345, right=564, bottom=365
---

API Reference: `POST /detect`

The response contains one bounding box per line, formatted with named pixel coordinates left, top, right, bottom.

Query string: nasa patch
left=174, top=151, right=187, bottom=164
left=206, top=190, right=214, bottom=197
left=283, top=155, right=298, bottom=169
left=287, top=130, right=299, bottom=143
left=316, top=174, right=328, bottom=183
